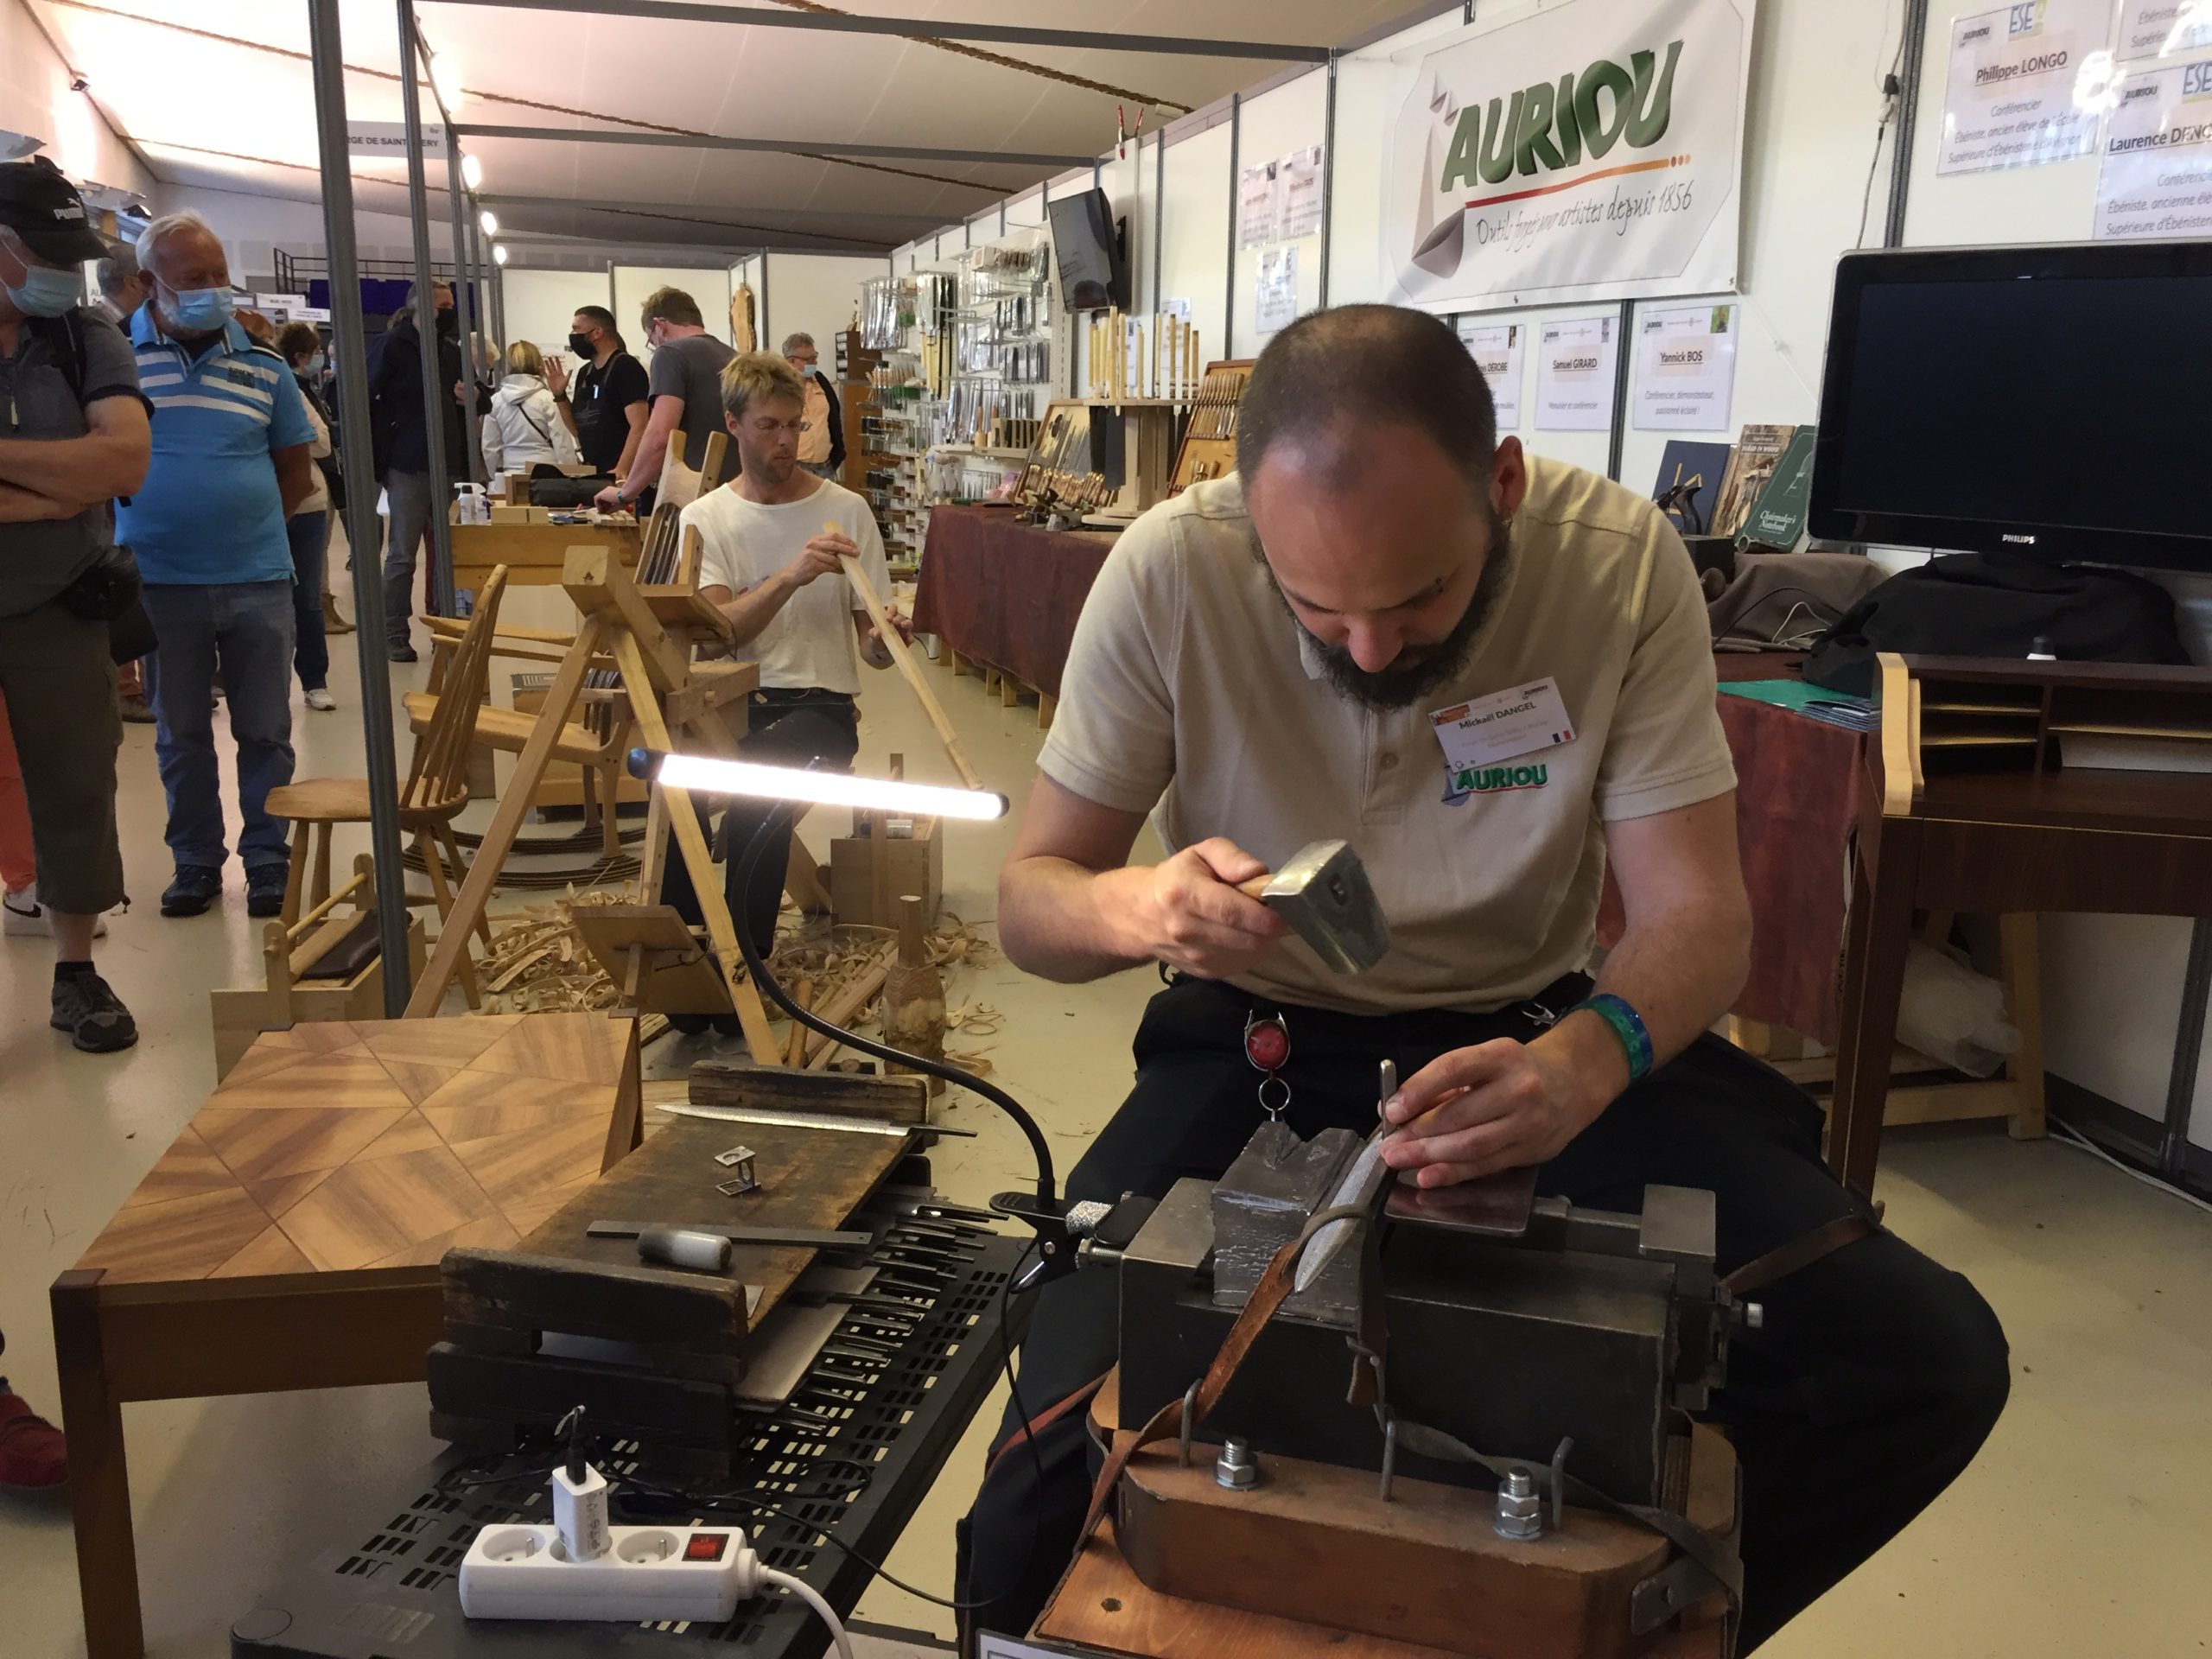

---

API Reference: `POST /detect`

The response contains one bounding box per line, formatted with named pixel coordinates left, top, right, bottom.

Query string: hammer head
left=1260, top=840, right=1389, bottom=975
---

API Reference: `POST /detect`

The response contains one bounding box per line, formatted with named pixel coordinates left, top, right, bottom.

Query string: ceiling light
left=429, top=54, right=463, bottom=110
left=478, top=209, right=498, bottom=236
left=634, top=750, right=1008, bottom=821
left=492, top=243, right=508, bottom=266
left=461, top=151, right=482, bottom=190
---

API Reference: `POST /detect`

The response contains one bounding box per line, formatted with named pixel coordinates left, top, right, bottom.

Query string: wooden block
left=828, top=825, right=943, bottom=931
left=689, top=1062, right=928, bottom=1125
left=443, top=1248, right=747, bottom=1353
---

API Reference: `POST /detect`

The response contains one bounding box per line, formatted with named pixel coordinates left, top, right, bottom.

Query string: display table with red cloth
left=1599, top=656, right=1866, bottom=1046
left=911, top=505, right=1118, bottom=696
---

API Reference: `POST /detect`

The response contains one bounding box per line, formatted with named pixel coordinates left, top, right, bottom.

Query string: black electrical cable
left=728, top=802, right=1058, bottom=1205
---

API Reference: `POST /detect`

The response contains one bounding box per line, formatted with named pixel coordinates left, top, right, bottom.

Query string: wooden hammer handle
left=1237, top=874, right=1272, bottom=899
left=835, top=537, right=985, bottom=791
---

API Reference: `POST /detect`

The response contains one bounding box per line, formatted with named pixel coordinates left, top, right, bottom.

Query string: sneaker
left=246, top=865, right=289, bottom=918
left=50, top=969, right=137, bottom=1053
left=0, top=1390, right=67, bottom=1488
left=3, top=885, right=107, bottom=939
left=160, top=864, right=222, bottom=917
left=118, top=693, right=156, bottom=724
left=304, top=687, right=337, bottom=712
left=389, top=643, right=418, bottom=664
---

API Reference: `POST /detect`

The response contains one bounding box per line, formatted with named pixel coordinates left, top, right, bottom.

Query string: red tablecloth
left=912, top=505, right=1118, bottom=698
left=1599, top=656, right=1865, bottom=1046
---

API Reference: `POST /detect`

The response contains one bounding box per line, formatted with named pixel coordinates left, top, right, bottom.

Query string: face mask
left=567, top=330, right=594, bottom=357
left=435, top=308, right=459, bottom=337
left=162, top=283, right=234, bottom=334
left=790, top=359, right=815, bottom=378
left=2, top=256, right=83, bottom=319
left=304, top=352, right=326, bottom=378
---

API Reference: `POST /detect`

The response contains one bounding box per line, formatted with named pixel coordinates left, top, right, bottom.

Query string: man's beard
left=1272, top=519, right=1513, bottom=711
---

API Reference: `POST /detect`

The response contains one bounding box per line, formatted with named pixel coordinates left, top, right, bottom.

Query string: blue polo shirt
left=118, top=312, right=314, bottom=586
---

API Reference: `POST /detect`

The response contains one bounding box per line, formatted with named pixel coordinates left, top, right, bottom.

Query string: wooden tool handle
left=834, top=533, right=985, bottom=791
left=1237, top=874, right=1272, bottom=899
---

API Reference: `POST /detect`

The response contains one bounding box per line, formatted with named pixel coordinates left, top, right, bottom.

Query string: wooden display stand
left=208, top=855, right=426, bottom=1080
left=827, top=754, right=944, bottom=931
left=1016, top=398, right=1178, bottom=519
left=1167, top=359, right=1255, bottom=495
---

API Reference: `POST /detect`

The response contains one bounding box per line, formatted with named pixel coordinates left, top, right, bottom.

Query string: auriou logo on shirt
left=1443, top=760, right=1551, bottom=804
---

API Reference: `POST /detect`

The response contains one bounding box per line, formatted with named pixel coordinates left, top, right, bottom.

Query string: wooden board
left=690, top=1061, right=928, bottom=1124
left=1039, top=1526, right=1727, bottom=1659
left=501, top=1114, right=909, bottom=1332
left=451, top=520, right=640, bottom=590
left=75, top=1013, right=640, bottom=1285
left=569, top=904, right=734, bottom=1015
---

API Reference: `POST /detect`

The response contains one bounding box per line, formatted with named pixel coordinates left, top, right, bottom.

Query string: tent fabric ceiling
left=28, top=0, right=1416, bottom=252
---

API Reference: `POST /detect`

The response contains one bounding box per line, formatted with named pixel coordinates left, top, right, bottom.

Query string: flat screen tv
left=1808, top=241, right=2212, bottom=572
left=1047, top=188, right=1130, bottom=313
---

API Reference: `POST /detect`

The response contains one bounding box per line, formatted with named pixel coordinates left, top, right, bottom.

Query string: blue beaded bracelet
left=1572, top=993, right=1654, bottom=1084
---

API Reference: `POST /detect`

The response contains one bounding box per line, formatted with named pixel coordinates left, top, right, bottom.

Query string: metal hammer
left=1237, top=839, right=1389, bottom=975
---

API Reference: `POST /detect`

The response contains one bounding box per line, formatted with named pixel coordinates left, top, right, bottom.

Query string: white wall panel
left=1228, top=71, right=1327, bottom=357
left=760, top=252, right=890, bottom=365
left=501, top=266, right=613, bottom=378
left=1157, top=124, right=1233, bottom=378
left=613, top=264, right=735, bottom=365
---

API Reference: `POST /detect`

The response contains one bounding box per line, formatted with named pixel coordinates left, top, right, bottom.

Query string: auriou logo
left=1443, top=761, right=1551, bottom=805
left=1385, top=0, right=1748, bottom=309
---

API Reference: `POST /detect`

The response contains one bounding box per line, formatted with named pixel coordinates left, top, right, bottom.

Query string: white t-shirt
left=682, top=477, right=890, bottom=696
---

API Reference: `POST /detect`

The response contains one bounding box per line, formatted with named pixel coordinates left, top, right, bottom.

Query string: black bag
left=528, top=474, right=613, bottom=508
left=1802, top=553, right=2191, bottom=697
left=59, top=542, right=143, bottom=623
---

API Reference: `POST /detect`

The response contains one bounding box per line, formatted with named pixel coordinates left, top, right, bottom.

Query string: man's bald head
left=1236, top=304, right=1499, bottom=498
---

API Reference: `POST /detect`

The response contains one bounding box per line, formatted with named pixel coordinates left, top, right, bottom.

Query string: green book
left=1737, top=425, right=1817, bottom=552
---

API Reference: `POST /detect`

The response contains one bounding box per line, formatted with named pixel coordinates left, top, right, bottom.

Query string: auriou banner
left=1382, top=0, right=1755, bottom=311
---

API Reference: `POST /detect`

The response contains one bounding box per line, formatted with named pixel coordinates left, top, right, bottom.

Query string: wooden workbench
left=450, top=510, right=641, bottom=593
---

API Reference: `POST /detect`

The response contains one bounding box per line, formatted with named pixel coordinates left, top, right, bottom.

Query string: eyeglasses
left=747, top=417, right=812, bottom=435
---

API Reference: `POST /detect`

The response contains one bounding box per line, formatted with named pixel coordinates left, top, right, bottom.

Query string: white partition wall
left=1227, top=70, right=1327, bottom=358
left=501, top=267, right=615, bottom=377
left=1157, top=121, right=1233, bottom=376
left=760, top=252, right=900, bottom=364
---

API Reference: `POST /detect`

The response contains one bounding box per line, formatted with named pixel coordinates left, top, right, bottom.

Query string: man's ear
left=1491, top=435, right=1529, bottom=522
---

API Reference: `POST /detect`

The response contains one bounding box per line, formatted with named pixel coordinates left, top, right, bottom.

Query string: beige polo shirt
left=1037, top=454, right=1735, bottom=1015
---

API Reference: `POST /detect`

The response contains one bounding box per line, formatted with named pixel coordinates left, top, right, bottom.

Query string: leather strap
left=1722, top=1211, right=1874, bottom=1295
left=986, top=1372, right=1109, bottom=1479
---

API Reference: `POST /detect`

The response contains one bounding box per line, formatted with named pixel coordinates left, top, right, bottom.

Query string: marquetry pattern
left=78, top=1014, right=636, bottom=1285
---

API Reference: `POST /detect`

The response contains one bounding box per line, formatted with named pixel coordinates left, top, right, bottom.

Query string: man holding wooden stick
left=659, top=352, right=910, bottom=1030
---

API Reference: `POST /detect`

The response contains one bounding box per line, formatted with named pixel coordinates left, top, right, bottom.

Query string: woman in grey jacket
left=481, top=340, right=581, bottom=475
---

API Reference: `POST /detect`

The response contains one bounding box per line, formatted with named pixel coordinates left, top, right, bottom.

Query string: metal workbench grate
left=235, top=1233, right=1025, bottom=1658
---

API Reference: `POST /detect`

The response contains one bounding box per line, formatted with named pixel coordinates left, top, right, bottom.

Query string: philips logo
left=2001, top=532, right=2038, bottom=544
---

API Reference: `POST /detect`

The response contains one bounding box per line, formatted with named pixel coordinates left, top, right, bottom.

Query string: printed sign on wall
left=1935, top=0, right=2118, bottom=175
left=1630, top=302, right=1738, bottom=430
left=1456, top=318, right=1527, bottom=429
left=1382, top=0, right=1754, bottom=310
left=2094, top=54, right=2212, bottom=238
left=1535, top=312, right=1621, bottom=430
left=2115, top=3, right=2212, bottom=62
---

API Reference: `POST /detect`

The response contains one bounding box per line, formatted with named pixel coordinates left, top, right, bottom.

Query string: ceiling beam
left=479, top=194, right=938, bottom=230
left=454, top=123, right=1085, bottom=169
left=427, top=0, right=1333, bottom=62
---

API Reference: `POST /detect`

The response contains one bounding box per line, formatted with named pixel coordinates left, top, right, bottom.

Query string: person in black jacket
left=365, top=281, right=482, bottom=663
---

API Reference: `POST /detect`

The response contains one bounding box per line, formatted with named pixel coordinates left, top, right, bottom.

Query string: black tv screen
left=1809, top=242, right=2212, bottom=571
left=1047, top=188, right=1129, bottom=313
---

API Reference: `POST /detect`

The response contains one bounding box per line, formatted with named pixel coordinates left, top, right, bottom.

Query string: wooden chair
left=267, top=565, right=511, bottom=1009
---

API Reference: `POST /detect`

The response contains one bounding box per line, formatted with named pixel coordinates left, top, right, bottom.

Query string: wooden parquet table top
left=77, top=1013, right=636, bottom=1285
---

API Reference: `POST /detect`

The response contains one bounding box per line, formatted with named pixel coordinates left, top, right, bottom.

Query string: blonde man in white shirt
left=961, top=308, right=2009, bottom=1648
left=660, top=352, right=907, bottom=997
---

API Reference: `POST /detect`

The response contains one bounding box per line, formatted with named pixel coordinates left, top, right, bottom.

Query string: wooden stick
left=786, top=976, right=812, bottom=1066
left=835, top=532, right=984, bottom=791
left=803, top=944, right=895, bottom=1068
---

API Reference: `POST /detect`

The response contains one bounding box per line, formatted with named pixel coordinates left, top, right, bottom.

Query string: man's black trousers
left=658, top=688, right=858, bottom=956
left=958, top=975, right=2010, bottom=1652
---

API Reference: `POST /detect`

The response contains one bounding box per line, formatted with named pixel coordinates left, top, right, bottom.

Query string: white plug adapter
left=551, top=1461, right=611, bottom=1563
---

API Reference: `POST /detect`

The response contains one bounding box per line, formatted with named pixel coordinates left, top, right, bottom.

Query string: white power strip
left=458, top=1522, right=757, bottom=1623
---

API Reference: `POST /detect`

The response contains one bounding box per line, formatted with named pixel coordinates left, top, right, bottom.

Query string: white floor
left=3, top=588, right=2210, bottom=1657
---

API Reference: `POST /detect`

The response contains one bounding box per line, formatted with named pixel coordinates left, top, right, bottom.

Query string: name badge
left=1428, top=677, right=1576, bottom=772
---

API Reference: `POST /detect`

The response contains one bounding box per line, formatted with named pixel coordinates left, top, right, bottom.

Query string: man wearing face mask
left=0, top=157, right=150, bottom=1053
left=365, top=280, right=475, bottom=662
left=960, top=308, right=2011, bottom=1650
left=546, top=305, right=648, bottom=482
left=120, top=211, right=315, bottom=921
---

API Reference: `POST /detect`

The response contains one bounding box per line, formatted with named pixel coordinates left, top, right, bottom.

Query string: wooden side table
left=50, top=1011, right=643, bottom=1659
left=1831, top=655, right=2212, bottom=1194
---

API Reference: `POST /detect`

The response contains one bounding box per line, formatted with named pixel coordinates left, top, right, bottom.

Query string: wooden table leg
left=1831, top=826, right=1922, bottom=1196
left=50, top=1269, right=143, bottom=1659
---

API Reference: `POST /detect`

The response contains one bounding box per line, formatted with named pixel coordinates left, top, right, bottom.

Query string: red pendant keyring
left=1243, top=1009, right=1292, bottom=1121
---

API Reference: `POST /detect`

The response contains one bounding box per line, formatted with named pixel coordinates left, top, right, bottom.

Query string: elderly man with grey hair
left=118, top=209, right=315, bottom=921
left=780, top=331, right=844, bottom=480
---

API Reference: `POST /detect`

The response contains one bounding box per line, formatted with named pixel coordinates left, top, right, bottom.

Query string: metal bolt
left=1215, top=1436, right=1262, bottom=1490
left=1494, top=1468, right=1543, bottom=1540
